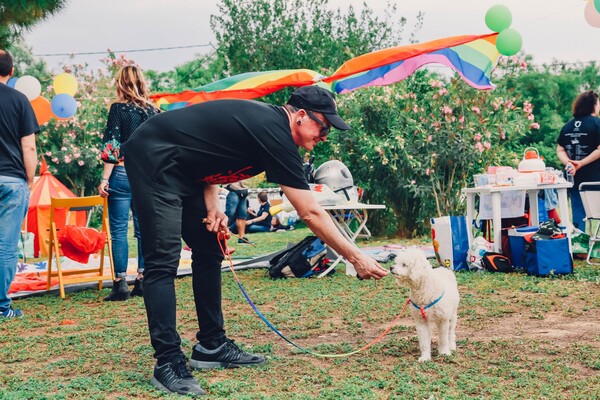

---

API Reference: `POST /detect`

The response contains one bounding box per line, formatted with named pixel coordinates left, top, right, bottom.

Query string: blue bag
left=525, top=237, right=572, bottom=276
left=431, top=216, right=469, bottom=271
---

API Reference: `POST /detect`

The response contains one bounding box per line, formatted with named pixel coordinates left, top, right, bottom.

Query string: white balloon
left=14, top=75, right=42, bottom=100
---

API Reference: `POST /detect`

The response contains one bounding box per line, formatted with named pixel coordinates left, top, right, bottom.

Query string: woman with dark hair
left=98, top=65, right=159, bottom=300
left=556, top=90, right=600, bottom=231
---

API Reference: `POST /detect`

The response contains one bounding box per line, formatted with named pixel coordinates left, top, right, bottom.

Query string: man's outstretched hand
left=353, top=254, right=389, bottom=280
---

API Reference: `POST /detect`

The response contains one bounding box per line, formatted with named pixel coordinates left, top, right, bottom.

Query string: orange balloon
left=30, top=96, right=53, bottom=125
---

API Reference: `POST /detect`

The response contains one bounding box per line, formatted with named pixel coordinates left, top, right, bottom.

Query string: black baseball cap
left=287, top=86, right=350, bottom=131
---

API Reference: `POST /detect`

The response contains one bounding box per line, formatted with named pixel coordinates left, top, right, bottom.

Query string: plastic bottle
left=565, top=165, right=574, bottom=185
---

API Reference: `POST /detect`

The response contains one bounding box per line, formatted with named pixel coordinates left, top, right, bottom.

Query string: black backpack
left=481, top=252, right=514, bottom=273
left=268, top=236, right=328, bottom=278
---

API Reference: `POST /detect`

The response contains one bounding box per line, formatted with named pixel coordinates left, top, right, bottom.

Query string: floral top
left=100, top=102, right=159, bottom=163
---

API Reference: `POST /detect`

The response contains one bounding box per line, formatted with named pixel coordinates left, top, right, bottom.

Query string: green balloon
left=496, top=29, right=522, bottom=56
left=595, top=0, right=600, bottom=14
left=485, top=4, right=512, bottom=32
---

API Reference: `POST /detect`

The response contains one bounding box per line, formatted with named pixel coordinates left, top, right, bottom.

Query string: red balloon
left=30, top=96, right=53, bottom=125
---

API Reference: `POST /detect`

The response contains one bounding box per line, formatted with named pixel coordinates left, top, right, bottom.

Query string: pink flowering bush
left=318, top=73, right=535, bottom=236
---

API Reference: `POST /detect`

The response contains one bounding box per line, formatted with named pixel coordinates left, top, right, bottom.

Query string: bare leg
left=236, top=218, right=246, bottom=240
left=415, top=319, right=431, bottom=362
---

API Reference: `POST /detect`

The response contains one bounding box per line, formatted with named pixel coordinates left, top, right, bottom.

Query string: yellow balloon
left=53, top=73, right=78, bottom=96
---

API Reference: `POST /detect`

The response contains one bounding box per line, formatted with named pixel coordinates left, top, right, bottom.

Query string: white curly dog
left=390, top=247, right=460, bottom=362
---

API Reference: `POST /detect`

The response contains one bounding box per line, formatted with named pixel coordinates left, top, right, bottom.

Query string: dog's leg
left=415, top=319, right=431, bottom=362
left=437, top=319, right=451, bottom=356
left=449, top=314, right=457, bottom=352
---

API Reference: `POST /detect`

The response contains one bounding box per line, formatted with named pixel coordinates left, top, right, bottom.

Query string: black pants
left=128, top=172, right=226, bottom=365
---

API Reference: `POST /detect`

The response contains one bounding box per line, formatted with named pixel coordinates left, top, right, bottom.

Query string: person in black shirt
left=245, top=191, right=272, bottom=233
left=98, top=65, right=159, bottom=301
left=123, top=86, right=388, bottom=396
left=0, top=49, right=39, bottom=319
left=557, top=90, right=600, bottom=230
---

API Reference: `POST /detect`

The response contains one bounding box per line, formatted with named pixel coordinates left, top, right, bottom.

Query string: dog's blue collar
left=410, top=291, right=445, bottom=320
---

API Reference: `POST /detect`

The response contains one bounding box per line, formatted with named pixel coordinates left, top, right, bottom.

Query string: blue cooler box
left=508, top=226, right=567, bottom=269
left=508, top=226, right=538, bottom=269
left=525, top=237, right=573, bottom=276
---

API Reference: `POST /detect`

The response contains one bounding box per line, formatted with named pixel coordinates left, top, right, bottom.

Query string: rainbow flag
left=152, top=69, right=323, bottom=110
left=151, top=33, right=501, bottom=109
left=326, top=33, right=499, bottom=92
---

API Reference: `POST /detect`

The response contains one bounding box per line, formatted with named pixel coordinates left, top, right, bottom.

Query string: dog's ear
left=406, top=249, right=432, bottom=282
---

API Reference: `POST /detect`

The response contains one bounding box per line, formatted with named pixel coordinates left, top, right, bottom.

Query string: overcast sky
left=23, top=0, right=599, bottom=73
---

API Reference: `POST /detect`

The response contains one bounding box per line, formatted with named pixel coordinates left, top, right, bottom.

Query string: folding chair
left=579, top=182, right=600, bottom=265
left=46, top=196, right=114, bottom=298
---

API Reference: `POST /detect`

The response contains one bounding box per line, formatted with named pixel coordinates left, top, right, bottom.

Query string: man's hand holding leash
left=202, top=210, right=228, bottom=234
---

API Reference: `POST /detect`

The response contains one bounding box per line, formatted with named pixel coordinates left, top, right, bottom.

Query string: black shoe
left=190, top=338, right=266, bottom=370
left=237, top=237, right=255, bottom=245
left=130, top=278, right=143, bottom=297
left=104, top=279, right=130, bottom=301
left=151, top=359, right=205, bottom=397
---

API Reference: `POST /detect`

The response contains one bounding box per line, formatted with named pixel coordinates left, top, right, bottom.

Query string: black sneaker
left=190, top=339, right=266, bottom=370
left=237, top=237, right=255, bottom=245
left=151, top=359, right=206, bottom=397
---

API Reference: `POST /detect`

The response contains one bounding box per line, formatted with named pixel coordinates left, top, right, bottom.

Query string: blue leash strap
left=410, top=290, right=445, bottom=320
left=217, top=233, right=408, bottom=358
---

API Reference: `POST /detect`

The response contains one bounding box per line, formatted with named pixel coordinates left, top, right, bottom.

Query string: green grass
left=2, top=227, right=600, bottom=399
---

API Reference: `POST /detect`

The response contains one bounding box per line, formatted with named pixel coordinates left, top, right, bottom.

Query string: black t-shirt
left=255, top=202, right=272, bottom=228
left=123, top=99, right=309, bottom=195
left=0, top=83, right=40, bottom=180
left=557, top=115, right=600, bottom=186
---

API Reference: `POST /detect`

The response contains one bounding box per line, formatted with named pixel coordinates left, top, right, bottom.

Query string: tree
left=8, top=39, right=50, bottom=79
left=146, top=52, right=227, bottom=94
left=0, top=0, right=68, bottom=49
left=497, top=57, right=600, bottom=169
left=210, top=0, right=421, bottom=103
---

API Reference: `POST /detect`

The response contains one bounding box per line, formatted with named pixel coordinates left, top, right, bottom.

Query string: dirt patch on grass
left=462, top=310, right=600, bottom=346
left=285, top=285, right=600, bottom=354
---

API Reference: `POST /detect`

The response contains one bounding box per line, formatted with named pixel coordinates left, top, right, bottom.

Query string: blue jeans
left=230, top=222, right=271, bottom=234
left=569, top=188, right=585, bottom=232
left=224, top=191, right=247, bottom=226
left=108, top=166, right=143, bottom=277
left=246, top=223, right=271, bottom=233
left=0, top=176, right=29, bottom=312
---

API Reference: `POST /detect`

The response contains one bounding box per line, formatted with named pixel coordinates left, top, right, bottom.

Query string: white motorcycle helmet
left=313, top=160, right=359, bottom=202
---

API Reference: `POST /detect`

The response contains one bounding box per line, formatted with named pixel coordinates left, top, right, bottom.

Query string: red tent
left=26, top=159, right=86, bottom=257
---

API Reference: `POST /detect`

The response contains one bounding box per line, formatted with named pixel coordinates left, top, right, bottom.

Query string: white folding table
left=318, top=203, right=386, bottom=277
left=462, top=182, right=573, bottom=253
